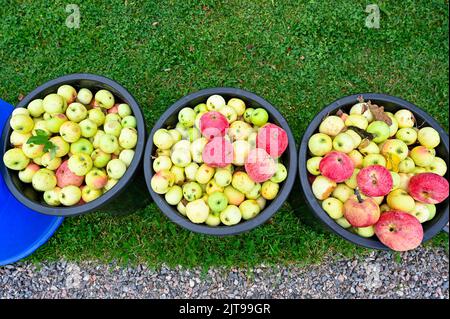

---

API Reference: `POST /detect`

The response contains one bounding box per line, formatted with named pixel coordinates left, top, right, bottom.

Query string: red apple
left=357, top=165, right=393, bottom=197
left=245, top=148, right=276, bottom=183
left=375, top=210, right=423, bottom=251
left=256, top=123, right=288, bottom=158
left=343, top=189, right=380, bottom=227
left=319, top=151, right=354, bottom=183
left=408, top=173, right=449, bottom=204
left=202, top=136, right=233, bottom=168
left=107, top=104, right=120, bottom=114
left=56, top=160, right=84, bottom=188
left=199, top=111, right=229, bottom=140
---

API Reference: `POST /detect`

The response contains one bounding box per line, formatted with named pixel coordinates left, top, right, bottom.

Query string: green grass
left=0, top=0, right=448, bottom=268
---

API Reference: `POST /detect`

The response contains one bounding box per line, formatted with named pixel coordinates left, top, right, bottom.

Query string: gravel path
left=1, top=247, right=448, bottom=299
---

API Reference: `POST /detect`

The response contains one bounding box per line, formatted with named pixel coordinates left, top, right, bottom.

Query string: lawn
left=0, top=0, right=448, bottom=268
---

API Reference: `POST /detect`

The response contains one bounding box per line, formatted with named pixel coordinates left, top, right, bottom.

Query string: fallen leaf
left=18, top=93, right=24, bottom=101
left=359, top=138, right=371, bottom=149
left=367, top=101, right=392, bottom=125
left=385, top=153, right=401, bottom=172
left=347, top=126, right=374, bottom=140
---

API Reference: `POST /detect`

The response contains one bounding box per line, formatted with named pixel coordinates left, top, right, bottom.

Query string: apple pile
left=3, top=85, right=138, bottom=206
left=151, top=95, right=289, bottom=226
left=307, top=98, right=449, bottom=251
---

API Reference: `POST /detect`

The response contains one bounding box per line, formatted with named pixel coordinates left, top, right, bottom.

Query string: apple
left=202, top=137, right=233, bottom=168
left=366, top=121, right=390, bottom=143
left=345, top=129, right=362, bottom=148
left=193, top=164, right=214, bottom=184
left=358, top=141, right=379, bottom=156
left=219, top=105, right=238, bottom=123
left=194, top=103, right=208, bottom=114
left=47, top=136, right=69, bottom=158
left=94, top=90, right=115, bottom=109
left=68, top=153, right=93, bottom=176
left=308, top=133, right=332, bottom=156
left=250, top=108, right=269, bottom=127
left=190, top=137, right=208, bottom=163
left=398, top=157, right=415, bottom=173
left=322, top=197, right=344, bottom=219
left=27, top=99, right=45, bottom=117
left=245, top=183, right=262, bottom=200
left=331, top=184, right=354, bottom=206
left=343, top=169, right=358, bottom=190
left=118, top=149, right=134, bottom=167
left=70, top=138, right=94, bottom=155
left=46, top=113, right=68, bottom=133
left=186, top=128, right=201, bottom=142
left=256, top=123, right=288, bottom=158
left=386, top=189, right=415, bottom=212
left=78, top=119, right=98, bottom=138
left=382, top=112, right=398, bottom=137
left=18, top=163, right=40, bottom=183
left=417, top=127, right=440, bottom=149
left=59, top=121, right=81, bottom=143
left=206, top=95, right=226, bottom=111
left=43, top=187, right=61, bottom=206
left=395, top=128, right=417, bottom=145
left=426, top=204, right=437, bottom=221
left=168, top=129, right=182, bottom=143
left=77, top=88, right=93, bottom=105
left=408, top=173, right=449, bottom=204
left=345, top=114, right=368, bottom=130
left=319, top=151, right=354, bottom=183
left=228, top=120, right=252, bottom=141
left=220, top=205, right=242, bottom=225
left=270, top=163, right=288, bottom=183
left=381, top=139, right=409, bottom=161
left=184, top=162, right=199, bottom=181
left=306, top=156, right=322, bottom=175
left=66, top=102, right=87, bottom=122
left=104, top=121, right=122, bottom=137
left=243, top=108, right=254, bottom=123
left=205, top=212, right=221, bottom=226
left=108, top=104, right=119, bottom=114
left=182, top=182, right=203, bottom=202
left=85, top=168, right=108, bottom=190
left=10, top=114, right=34, bottom=133
left=56, top=85, right=77, bottom=104
left=171, top=148, right=192, bottom=168
left=10, top=131, right=32, bottom=147
left=374, top=211, right=423, bottom=251
left=362, top=154, right=386, bottom=167
left=12, top=107, right=29, bottom=116
left=3, top=148, right=30, bottom=170
left=224, top=186, right=245, bottom=206
left=22, top=142, right=44, bottom=159
left=170, top=165, right=185, bottom=185
left=225, top=98, right=245, bottom=116
left=55, top=160, right=84, bottom=188
left=347, top=150, right=363, bottom=168
left=199, top=111, right=229, bottom=140
left=214, top=168, right=232, bottom=187
left=355, top=226, right=375, bottom=238
left=99, top=134, right=119, bottom=154
left=106, top=159, right=127, bottom=179
left=349, top=102, right=374, bottom=122
left=172, top=140, right=191, bottom=152
left=81, top=186, right=103, bottom=203
left=207, top=191, right=229, bottom=213
left=105, top=113, right=121, bottom=123
left=335, top=217, right=352, bottom=229
left=410, top=146, right=435, bottom=167
left=239, top=200, right=260, bottom=220
left=121, top=115, right=137, bottom=129
left=255, top=196, right=266, bottom=211
left=153, top=129, right=175, bottom=151
left=206, top=179, right=224, bottom=194
left=229, top=140, right=250, bottom=167
left=245, top=148, right=276, bottom=183
left=104, top=178, right=119, bottom=192
left=261, top=180, right=279, bottom=200
left=32, top=168, right=57, bottom=191
left=151, top=169, right=175, bottom=194
left=59, top=185, right=82, bottom=206
left=428, top=157, right=447, bottom=176
left=391, top=171, right=401, bottom=190
left=398, top=173, right=413, bottom=191
left=178, top=107, right=196, bottom=127
left=409, top=202, right=431, bottom=223
left=232, top=171, right=256, bottom=194
left=91, top=149, right=111, bottom=168
left=343, top=190, right=380, bottom=227
left=164, top=185, right=183, bottom=205
left=312, top=175, right=337, bottom=200
left=115, top=103, right=131, bottom=118
left=394, top=109, right=415, bottom=128
left=41, top=152, right=62, bottom=170
left=318, top=116, right=345, bottom=137
left=43, top=94, right=66, bottom=114
left=118, top=127, right=138, bottom=149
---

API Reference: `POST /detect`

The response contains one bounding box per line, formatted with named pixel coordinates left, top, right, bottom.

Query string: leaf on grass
left=367, top=101, right=392, bottom=125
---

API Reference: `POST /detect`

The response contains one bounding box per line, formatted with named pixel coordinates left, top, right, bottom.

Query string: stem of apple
left=354, top=187, right=364, bottom=203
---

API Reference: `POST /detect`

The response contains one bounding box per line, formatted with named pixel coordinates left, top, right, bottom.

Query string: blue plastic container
left=0, top=99, right=63, bottom=266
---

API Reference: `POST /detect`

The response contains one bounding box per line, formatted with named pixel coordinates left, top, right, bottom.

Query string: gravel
left=0, top=247, right=448, bottom=299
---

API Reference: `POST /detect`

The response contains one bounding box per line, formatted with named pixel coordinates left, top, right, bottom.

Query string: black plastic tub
left=1, top=73, right=149, bottom=217
left=296, top=93, right=449, bottom=250
left=144, top=87, right=298, bottom=236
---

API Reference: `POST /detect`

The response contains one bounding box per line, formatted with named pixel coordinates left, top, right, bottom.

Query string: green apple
left=170, top=165, right=185, bottom=185
left=207, top=191, right=228, bottom=213
left=186, top=199, right=210, bottom=223
left=206, top=179, right=224, bottom=195
left=270, top=163, right=287, bottom=183
left=184, top=162, right=199, bottom=181
left=68, top=153, right=93, bottom=176
left=196, top=164, right=215, bottom=184
left=178, top=107, right=196, bottom=127
left=345, top=114, right=368, bottom=130
left=243, top=108, right=254, bottom=123
left=91, top=149, right=112, bottom=168
left=168, top=129, right=182, bottom=143
left=255, top=196, right=266, bottom=210
left=220, top=105, right=238, bottom=123
left=355, top=226, right=375, bottom=238
left=121, top=115, right=137, bottom=128
left=27, top=99, right=45, bottom=117
left=106, top=159, right=127, bottom=179
left=3, top=148, right=30, bottom=170
left=220, top=205, right=242, bottom=225
left=94, top=90, right=115, bottom=109
left=308, top=133, right=332, bottom=156
left=426, top=204, right=437, bottom=221
left=332, top=184, right=353, bottom=203
left=306, top=156, right=322, bottom=175
left=227, top=98, right=245, bottom=116
left=182, top=181, right=203, bottom=201
left=12, top=107, right=29, bottom=116
left=77, top=88, right=93, bottom=105
left=322, top=197, right=343, bottom=219
left=10, top=114, right=34, bottom=133
left=41, top=152, right=62, bottom=170
left=228, top=120, right=252, bottom=141
left=81, top=186, right=103, bottom=203
left=350, top=102, right=374, bottom=122
left=335, top=217, right=352, bottom=228
left=232, top=171, right=255, bottom=194
left=46, top=113, right=68, bottom=133
left=410, top=146, right=435, bottom=167
left=344, top=168, right=359, bottom=189
left=348, top=150, right=363, bottom=168
left=193, top=103, right=207, bottom=114
left=105, top=113, right=121, bottom=124
left=205, top=212, right=221, bottom=226
left=385, top=112, right=399, bottom=137
left=43, top=93, right=67, bottom=114
left=395, top=128, right=417, bottom=145
left=59, top=185, right=82, bottom=206
left=18, top=163, right=40, bottom=183
left=87, top=109, right=105, bottom=127
left=104, top=120, right=122, bottom=137
left=165, top=185, right=183, bottom=205
left=332, top=132, right=355, bottom=153
left=70, top=138, right=93, bottom=155
left=319, top=116, right=345, bottom=137
left=410, top=202, right=431, bottom=223
left=171, top=148, right=192, bottom=168
left=177, top=201, right=187, bottom=216
left=66, top=102, right=87, bottom=122
left=118, top=103, right=132, bottom=118
left=232, top=140, right=250, bottom=166
left=118, top=127, right=138, bottom=149
left=79, top=119, right=98, bottom=138
left=32, top=168, right=57, bottom=192
left=427, top=157, right=447, bottom=176
left=99, top=134, right=119, bottom=154
left=381, top=139, right=409, bottom=161
left=117, top=149, right=134, bottom=167
left=57, top=85, right=77, bottom=104
left=398, top=173, right=413, bottom=191
left=394, top=109, right=415, bottom=128
left=390, top=171, right=401, bottom=190
left=250, top=108, right=269, bottom=127
left=104, top=178, right=119, bottom=192
left=60, top=121, right=81, bottom=143
left=22, top=142, right=44, bottom=159
left=413, top=167, right=427, bottom=174
left=92, top=130, right=105, bottom=148
left=417, top=127, right=440, bottom=149
left=187, top=127, right=201, bottom=142
left=153, top=129, right=174, bottom=150
left=261, top=180, right=279, bottom=200
left=10, top=131, right=32, bottom=147
left=386, top=189, right=415, bottom=212
left=358, top=141, right=379, bottom=155
left=367, top=121, right=390, bottom=143
left=190, top=137, right=208, bottom=163
left=312, top=175, right=337, bottom=199
left=398, top=157, right=415, bottom=173
left=43, top=187, right=61, bottom=206
left=206, top=95, right=226, bottom=111
left=345, top=129, right=362, bottom=148
left=362, top=154, right=386, bottom=167
left=214, top=168, right=232, bottom=187
left=239, top=200, right=261, bottom=220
